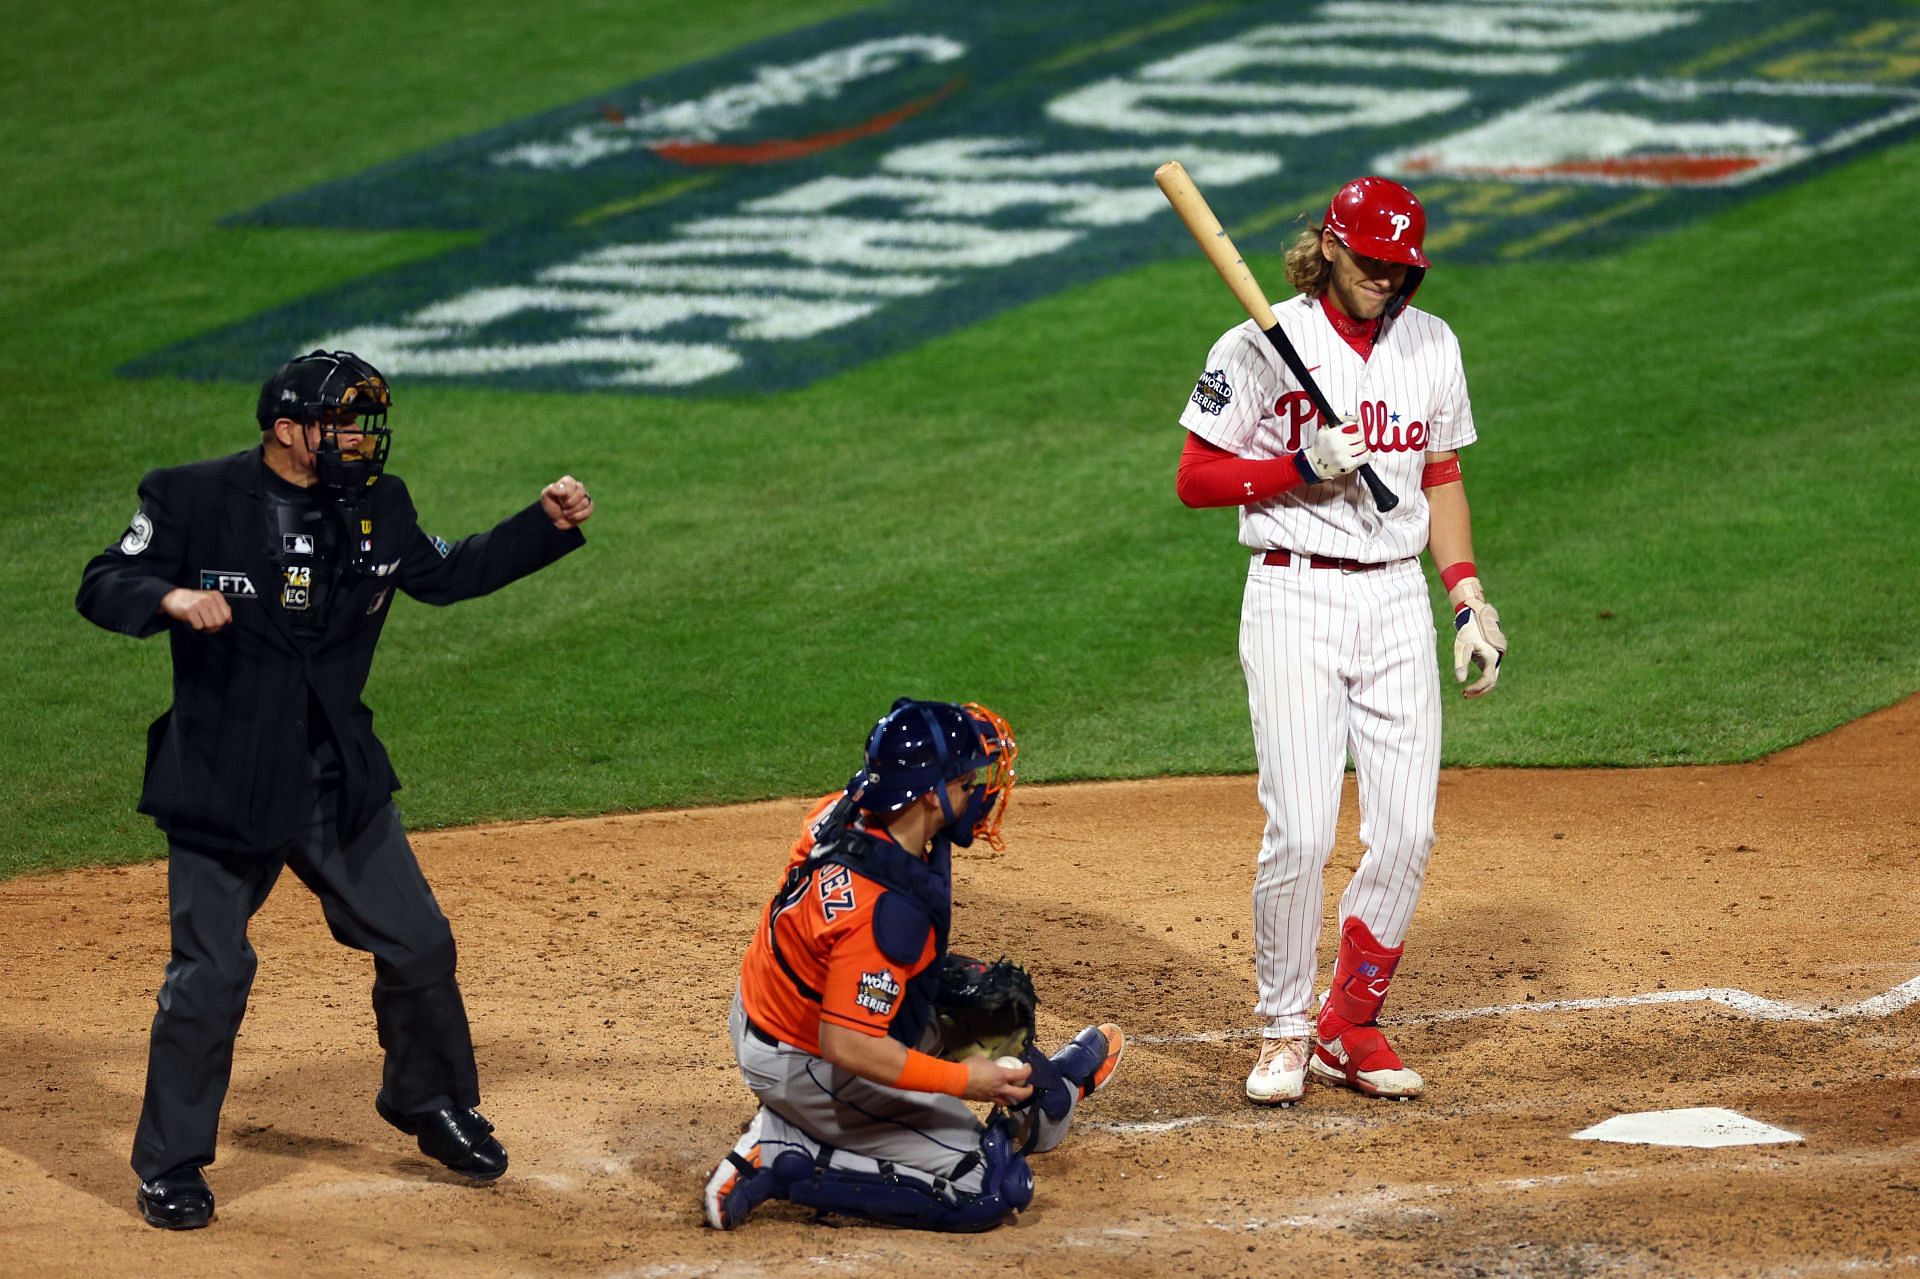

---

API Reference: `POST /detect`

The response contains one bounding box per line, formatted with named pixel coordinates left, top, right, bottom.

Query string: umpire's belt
left=1262, top=549, right=1402, bottom=574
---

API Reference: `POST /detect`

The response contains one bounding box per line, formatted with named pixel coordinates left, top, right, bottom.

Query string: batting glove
left=1295, top=417, right=1370, bottom=483
left=1448, top=576, right=1506, bottom=698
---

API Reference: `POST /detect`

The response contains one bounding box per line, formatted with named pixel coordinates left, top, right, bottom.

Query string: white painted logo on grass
left=1571, top=1107, right=1801, bottom=1148
left=493, top=35, right=969, bottom=170
left=1377, top=79, right=1920, bottom=188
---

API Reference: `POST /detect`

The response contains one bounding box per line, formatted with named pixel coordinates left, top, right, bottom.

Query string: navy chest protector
left=766, top=825, right=953, bottom=1049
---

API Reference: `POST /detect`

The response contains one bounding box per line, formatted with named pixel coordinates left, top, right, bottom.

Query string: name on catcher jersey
left=1179, top=295, right=1476, bottom=563
left=737, top=795, right=939, bottom=1055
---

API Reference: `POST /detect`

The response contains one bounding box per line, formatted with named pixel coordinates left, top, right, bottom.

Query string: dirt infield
left=3, top=699, right=1916, bottom=1278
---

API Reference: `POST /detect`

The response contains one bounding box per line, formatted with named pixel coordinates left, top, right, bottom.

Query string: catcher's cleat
left=704, top=1110, right=780, bottom=1230
left=1057, top=1023, right=1125, bottom=1099
left=1308, top=1020, right=1424, bottom=1100
left=1244, top=1035, right=1310, bottom=1106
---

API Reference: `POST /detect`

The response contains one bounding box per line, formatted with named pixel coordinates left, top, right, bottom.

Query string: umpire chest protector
left=769, top=826, right=953, bottom=1049
left=259, top=467, right=358, bottom=636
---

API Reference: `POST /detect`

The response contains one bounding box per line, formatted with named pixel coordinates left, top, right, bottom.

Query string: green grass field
left=6, top=1, right=1918, bottom=877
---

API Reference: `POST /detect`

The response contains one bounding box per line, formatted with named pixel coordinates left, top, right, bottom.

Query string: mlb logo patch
left=283, top=533, right=315, bottom=555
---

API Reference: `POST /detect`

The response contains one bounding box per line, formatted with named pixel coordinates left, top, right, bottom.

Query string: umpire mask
left=258, top=350, right=393, bottom=495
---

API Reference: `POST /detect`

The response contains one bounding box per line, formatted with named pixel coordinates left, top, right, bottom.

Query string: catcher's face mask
left=956, top=703, right=1017, bottom=851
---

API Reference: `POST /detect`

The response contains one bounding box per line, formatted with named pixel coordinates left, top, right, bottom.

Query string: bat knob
left=1360, top=464, right=1400, bottom=512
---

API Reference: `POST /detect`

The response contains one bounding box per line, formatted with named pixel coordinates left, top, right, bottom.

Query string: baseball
left=996, top=1056, right=1024, bottom=1069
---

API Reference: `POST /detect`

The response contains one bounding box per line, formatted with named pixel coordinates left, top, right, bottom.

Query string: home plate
left=1571, top=1107, right=1802, bottom=1148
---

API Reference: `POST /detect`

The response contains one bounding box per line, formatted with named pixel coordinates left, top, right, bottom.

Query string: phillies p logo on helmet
left=1324, top=176, right=1429, bottom=269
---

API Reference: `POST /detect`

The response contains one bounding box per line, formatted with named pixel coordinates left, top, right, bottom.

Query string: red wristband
left=1422, top=456, right=1462, bottom=489
left=894, top=1050, right=970, bottom=1096
left=1439, top=561, right=1477, bottom=594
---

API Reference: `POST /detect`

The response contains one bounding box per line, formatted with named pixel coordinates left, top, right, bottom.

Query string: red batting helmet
left=1324, top=176, right=1429, bottom=269
left=1324, top=176, right=1428, bottom=317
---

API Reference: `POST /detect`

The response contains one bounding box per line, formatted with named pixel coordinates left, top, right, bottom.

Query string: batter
left=1173, top=176, right=1507, bottom=1106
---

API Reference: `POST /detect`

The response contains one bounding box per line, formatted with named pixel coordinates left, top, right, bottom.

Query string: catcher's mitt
left=933, top=953, right=1038, bottom=1062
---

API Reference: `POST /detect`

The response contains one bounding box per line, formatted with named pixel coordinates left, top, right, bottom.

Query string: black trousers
left=130, top=800, right=481, bottom=1181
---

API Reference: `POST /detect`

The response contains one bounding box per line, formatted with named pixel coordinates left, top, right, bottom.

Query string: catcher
left=704, top=698, right=1124, bottom=1232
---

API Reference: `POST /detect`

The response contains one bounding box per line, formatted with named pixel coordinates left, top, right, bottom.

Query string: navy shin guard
left=773, top=1116, right=1033, bottom=1232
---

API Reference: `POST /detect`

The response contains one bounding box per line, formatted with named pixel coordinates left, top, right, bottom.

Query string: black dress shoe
left=136, top=1168, right=214, bottom=1229
left=376, top=1095, right=509, bottom=1181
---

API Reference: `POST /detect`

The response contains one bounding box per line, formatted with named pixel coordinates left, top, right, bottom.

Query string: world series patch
left=855, top=969, right=901, bottom=1017
left=1191, top=368, right=1233, bottom=415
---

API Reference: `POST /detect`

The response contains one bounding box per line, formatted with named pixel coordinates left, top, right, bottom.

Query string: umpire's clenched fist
left=159, top=588, right=233, bottom=633
left=540, top=475, right=595, bottom=531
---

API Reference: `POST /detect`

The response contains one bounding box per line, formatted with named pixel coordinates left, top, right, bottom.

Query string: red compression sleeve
left=1176, top=433, right=1306, bottom=508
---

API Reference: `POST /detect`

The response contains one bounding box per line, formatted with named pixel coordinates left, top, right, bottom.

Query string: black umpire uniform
left=76, top=351, right=587, bottom=1228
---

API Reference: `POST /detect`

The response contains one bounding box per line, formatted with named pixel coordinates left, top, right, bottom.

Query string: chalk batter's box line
left=1133, top=972, right=1920, bottom=1046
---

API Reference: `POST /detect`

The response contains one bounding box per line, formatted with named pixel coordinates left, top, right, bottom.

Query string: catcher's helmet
left=256, top=349, right=393, bottom=492
left=851, top=698, right=1018, bottom=849
left=1324, top=176, right=1428, bottom=317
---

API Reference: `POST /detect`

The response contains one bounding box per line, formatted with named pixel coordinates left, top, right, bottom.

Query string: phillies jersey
left=738, top=795, right=939, bottom=1055
left=1178, top=293, right=1476, bottom=562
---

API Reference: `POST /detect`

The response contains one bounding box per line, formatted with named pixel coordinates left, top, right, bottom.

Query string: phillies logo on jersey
left=1274, top=393, right=1430, bottom=454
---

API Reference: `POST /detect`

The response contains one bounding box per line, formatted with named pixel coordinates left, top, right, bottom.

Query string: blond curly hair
left=1283, top=223, right=1331, bottom=297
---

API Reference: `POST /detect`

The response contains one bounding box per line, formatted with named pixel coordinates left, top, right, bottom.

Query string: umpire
left=76, top=350, right=594, bottom=1229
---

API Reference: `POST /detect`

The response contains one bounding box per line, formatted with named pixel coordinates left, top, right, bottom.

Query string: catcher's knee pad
left=775, top=1116, right=1033, bottom=1233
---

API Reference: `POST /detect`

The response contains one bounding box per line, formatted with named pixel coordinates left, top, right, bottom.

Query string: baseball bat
left=1153, top=161, right=1400, bottom=514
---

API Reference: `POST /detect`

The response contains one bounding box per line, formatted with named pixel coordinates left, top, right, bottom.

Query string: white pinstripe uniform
left=1180, top=293, right=1475, bottom=1039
